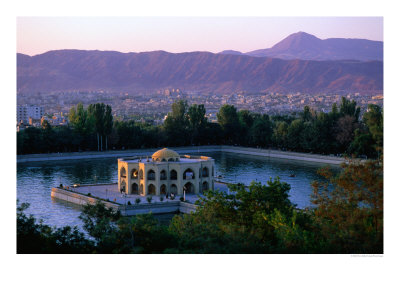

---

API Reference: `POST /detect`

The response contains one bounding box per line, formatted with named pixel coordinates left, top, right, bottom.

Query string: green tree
left=339, top=97, right=360, bottom=120
left=163, top=100, right=189, bottom=146
left=187, top=104, right=207, bottom=145
left=17, top=202, right=93, bottom=253
left=104, top=104, right=113, bottom=151
left=287, top=119, right=304, bottom=151
left=363, top=104, right=383, bottom=157
left=249, top=115, right=272, bottom=147
left=79, top=201, right=121, bottom=252
left=217, top=104, right=241, bottom=144
left=273, top=121, right=289, bottom=149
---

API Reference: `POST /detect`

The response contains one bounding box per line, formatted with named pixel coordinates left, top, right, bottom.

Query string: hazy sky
left=17, top=16, right=383, bottom=56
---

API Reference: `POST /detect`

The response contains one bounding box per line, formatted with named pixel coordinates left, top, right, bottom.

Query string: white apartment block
left=17, top=105, right=44, bottom=124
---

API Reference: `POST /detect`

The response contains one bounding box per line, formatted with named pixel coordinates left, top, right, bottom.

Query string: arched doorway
left=202, top=167, right=209, bottom=177
left=120, top=167, right=126, bottom=178
left=147, top=169, right=155, bottom=180
left=183, top=168, right=195, bottom=179
left=160, top=184, right=167, bottom=195
left=160, top=170, right=167, bottom=180
left=148, top=184, right=156, bottom=195
left=184, top=182, right=195, bottom=194
left=202, top=181, right=209, bottom=192
left=170, top=169, right=177, bottom=180
left=131, top=183, right=138, bottom=194
left=170, top=184, right=177, bottom=195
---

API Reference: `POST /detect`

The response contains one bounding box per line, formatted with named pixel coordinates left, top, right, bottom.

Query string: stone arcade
left=117, top=148, right=214, bottom=197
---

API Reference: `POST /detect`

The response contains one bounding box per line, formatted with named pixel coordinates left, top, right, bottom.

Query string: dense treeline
left=17, top=97, right=383, bottom=159
left=17, top=158, right=383, bottom=254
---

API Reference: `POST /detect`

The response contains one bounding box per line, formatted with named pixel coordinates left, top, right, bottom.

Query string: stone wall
left=51, top=187, right=198, bottom=216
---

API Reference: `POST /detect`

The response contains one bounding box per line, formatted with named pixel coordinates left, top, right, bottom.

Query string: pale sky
left=17, top=16, right=383, bottom=56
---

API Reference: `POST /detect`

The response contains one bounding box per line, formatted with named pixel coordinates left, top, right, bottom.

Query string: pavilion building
left=117, top=148, right=214, bottom=197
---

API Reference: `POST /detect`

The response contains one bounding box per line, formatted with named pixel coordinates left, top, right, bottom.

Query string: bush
left=135, top=198, right=141, bottom=204
left=59, top=184, right=63, bottom=188
left=180, top=196, right=184, bottom=202
left=87, top=193, right=91, bottom=196
left=160, top=196, right=164, bottom=202
left=147, top=196, right=152, bottom=203
left=127, top=201, right=131, bottom=205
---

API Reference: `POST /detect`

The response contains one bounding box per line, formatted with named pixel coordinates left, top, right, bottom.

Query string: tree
left=339, top=97, right=360, bottom=120
left=217, top=104, right=241, bottom=144
left=163, top=100, right=189, bottom=146
left=334, top=115, right=359, bottom=153
left=273, top=121, right=289, bottom=149
left=249, top=115, right=272, bottom=147
left=287, top=119, right=304, bottom=151
left=363, top=104, right=383, bottom=157
left=187, top=104, right=207, bottom=145
left=104, top=105, right=113, bottom=151
left=17, top=202, right=93, bottom=253
left=79, top=201, right=121, bottom=253
left=311, top=159, right=383, bottom=253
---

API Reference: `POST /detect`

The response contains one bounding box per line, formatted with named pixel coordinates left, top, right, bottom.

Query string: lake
left=17, top=151, right=339, bottom=228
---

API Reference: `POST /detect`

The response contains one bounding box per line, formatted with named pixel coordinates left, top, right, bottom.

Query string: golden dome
left=152, top=148, right=180, bottom=162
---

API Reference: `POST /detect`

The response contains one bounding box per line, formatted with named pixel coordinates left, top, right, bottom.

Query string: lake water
left=17, top=151, right=339, bottom=229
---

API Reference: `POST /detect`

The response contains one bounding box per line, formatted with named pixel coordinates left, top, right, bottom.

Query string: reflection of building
left=117, top=148, right=214, bottom=196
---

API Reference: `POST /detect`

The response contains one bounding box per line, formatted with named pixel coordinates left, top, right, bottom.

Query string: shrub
left=180, top=196, right=184, bottom=202
left=87, top=193, right=91, bottom=196
left=146, top=196, right=152, bottom=203
left=59, top=184, right=63, bottom=188
left=135, top=198, right=141, bottom=204
left=160, top=196, right=164, bottom=202
left=127, top=201, right=131, bottom=205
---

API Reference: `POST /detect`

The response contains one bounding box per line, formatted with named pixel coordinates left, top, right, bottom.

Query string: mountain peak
left=272, top=32, right=321, bottom=51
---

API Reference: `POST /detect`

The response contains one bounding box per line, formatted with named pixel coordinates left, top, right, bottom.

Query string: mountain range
left=219, top=32, right=383, bottom=61
left=17, top=32, right=383, bottom=94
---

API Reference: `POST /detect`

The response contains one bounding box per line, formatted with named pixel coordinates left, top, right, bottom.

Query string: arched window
left=202, top=181, right=209, bottom=191
left=184, top=182, right=195, bottom=194
left=148, top=184, right=156, bottom=195
left=131, top=183, right=138, bottom=194
left=170, top=169, right=177, bottom=180
left=170, top=184, right=177, bottom=195
left=160, top=184, right=167, bottom=195
left=160, top=170, right=167, bottom=180
left=120, top=167, right=126, bottom=178
left=183, top=168, right=195, bottom=180
left=202, top=167, right=209, bottom=177
left=161, top=158, right=166, bottom=162
left=147, top=169, right=155, bottom=180
left=168, top=158, right=175, bottom=162
left=131, top=169, right=138, bottom=179
left=139, top=169, right=144, bottom=180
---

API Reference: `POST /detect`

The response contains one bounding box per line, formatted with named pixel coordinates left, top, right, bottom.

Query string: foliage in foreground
left=17, top=159, right=383, bottom=254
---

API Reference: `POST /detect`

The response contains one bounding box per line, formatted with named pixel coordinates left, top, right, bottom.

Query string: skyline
left=17, top=17, right=383, bottom=56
